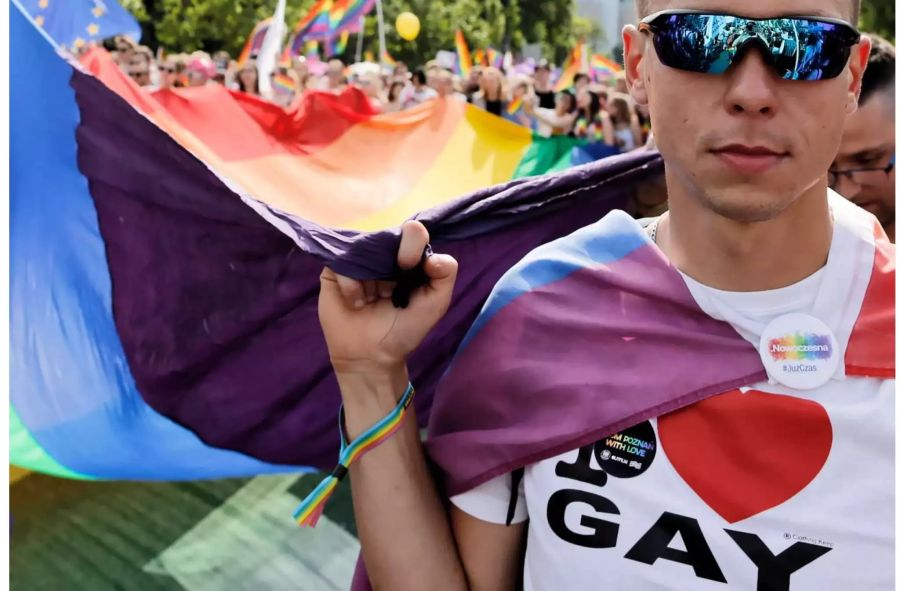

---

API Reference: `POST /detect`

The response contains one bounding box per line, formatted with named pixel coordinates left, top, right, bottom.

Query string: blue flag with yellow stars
left=15, top=0, right=141, bottom=50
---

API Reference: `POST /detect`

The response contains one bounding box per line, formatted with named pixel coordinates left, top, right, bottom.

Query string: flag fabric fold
left=12, top=1, right=665, bottom=479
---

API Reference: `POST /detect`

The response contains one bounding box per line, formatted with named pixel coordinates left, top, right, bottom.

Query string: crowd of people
left=101, top=31, right=893, bottom=238
left=104, top=35, right=653, bottom=152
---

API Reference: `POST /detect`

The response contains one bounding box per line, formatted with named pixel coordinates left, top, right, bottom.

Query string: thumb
left=423, top=253, right=458, bottom=294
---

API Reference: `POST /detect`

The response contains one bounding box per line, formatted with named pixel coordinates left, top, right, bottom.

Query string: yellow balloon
left=396, top=12, right=420, bottom=41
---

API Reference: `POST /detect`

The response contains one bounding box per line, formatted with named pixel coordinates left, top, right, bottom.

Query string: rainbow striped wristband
left=292, top=383, right=416, bottom=527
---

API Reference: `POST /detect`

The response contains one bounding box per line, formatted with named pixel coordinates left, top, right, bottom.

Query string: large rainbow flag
left=11, top=3, right=637, bottom=480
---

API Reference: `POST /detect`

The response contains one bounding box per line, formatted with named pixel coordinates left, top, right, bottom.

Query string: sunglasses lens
left=650, top=14, right=858, bottom=81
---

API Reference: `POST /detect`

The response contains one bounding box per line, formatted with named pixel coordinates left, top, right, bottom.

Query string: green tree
left=859, top=0, right=895, bottom=42
left=120, top=0, right=579, bottom=65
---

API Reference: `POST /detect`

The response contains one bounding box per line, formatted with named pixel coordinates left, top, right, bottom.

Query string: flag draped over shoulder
left=11, top=2, right=661, bottom=480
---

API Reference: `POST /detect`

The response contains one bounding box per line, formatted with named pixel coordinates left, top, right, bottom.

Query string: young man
left=318, top=1, right=892, bottom=589
left=831, top=34, right=895, bottom=241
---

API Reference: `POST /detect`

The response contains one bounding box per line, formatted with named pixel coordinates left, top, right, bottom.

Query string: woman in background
left=469, top=67, right=506, bottom=117
left=526, top=89, right=577, bottom=137
left=236, top=61, right=260, bottom=96
left=608, top=93, right=645, bottom=152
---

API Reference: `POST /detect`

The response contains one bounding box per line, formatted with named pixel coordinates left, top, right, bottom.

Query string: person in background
left=504, top=77, right=536, bottom=129
left=527, top=88, right=577, bottom=137
left=613, top=69, right=628, bottom=93
left=608, top=92, right=644, bottom=151
left=357, top=72, right=387, bottom=111
left=159, top=55, right=187, bottom=89
left=325, top=59, right=346, bottom=92
left=394, top=61, right=410, bottom=83
left=435, top=69, right=468, bottom=103
left=270, top=66, right=300, bottom=107
left=127, top=46, right=154, bottom=88
left=386, top=80, right=407, bottom=112
left=236, top=60, right=260, bottom=97
left=212, top=51, right=230, bottom=85
left=533, top=59, right=556, bottom=108
left=112, top=35, right=136, bottom=67
left=831, top=33, right=895, bottom=241
left=573, top=86, right=615, bottom=145
left=573, top=72, right=591, bottom=93
left=400, top=69, right=438, bottom=109
left=470, top=66, right=506, bottom=117
left=463, top=66, right=484, bottom=101
left=292, top=56, right=311, bottom=93
left=635, top=101, right=652, bottom=145
left=185, top=55, right=215, bottom=87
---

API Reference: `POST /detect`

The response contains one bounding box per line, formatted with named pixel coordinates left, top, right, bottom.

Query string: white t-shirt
left=400, top=85, right=437, bottom=109
left=451, top=193, right=894, bottom=590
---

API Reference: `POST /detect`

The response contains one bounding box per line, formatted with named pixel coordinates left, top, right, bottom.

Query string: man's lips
left=711, top=144, right=790, bottom=174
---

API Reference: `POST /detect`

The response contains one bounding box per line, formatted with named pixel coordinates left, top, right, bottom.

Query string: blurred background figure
left=527, top=88, right=577, bottom=137
left=386, top=80, right=407, bottom=112
left=400, top=68, right=437, bottom=109
left=533, top=59, right=556, bottom=109
left=434, top=69, right=467, bottom=102
left=831, top=34, right=896, bottom=241
left=323, top=59, right=347, bottom=92
left=504, top=76, right=536, bottom=128
left=185, top=55, right=216, bottom=87
left=607, top=93, right=644, bottom=152
left=236, top=60, right=261, bottom=97
left=292, top=56, right=310, bottom=93
left=269, top=66, right=301, bottom=107
left=212, top=51, right=231, bottom=85
left=159, top=55, right=186, bottom=89
left=470, top=66, right=506, bottom=116
left=356, top=72, right=387, bottom=111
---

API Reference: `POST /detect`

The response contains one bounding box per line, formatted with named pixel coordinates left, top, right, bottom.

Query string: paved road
left=11, top=472, right=360, bottom=591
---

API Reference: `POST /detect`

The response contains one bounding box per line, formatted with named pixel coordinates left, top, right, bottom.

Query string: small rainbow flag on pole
left=272, top=73, right=296, bottom=95
left=553, top=40, right=585, bottom=92
left=455, top=29, right=472, bottom=78
left=506, top=96, right=523, bottom=116
left=238, top=18, right=272, bottom=66
left=590, top=54, right=622, bottom=82
left=381, top=49, right=396, bottom=67
left=486, top=47, right=503, bottom=70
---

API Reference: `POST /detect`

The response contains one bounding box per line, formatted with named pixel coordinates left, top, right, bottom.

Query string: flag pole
left=375, top=0, right=386, bottom=67
left=355, top=15, right=365, bottom=63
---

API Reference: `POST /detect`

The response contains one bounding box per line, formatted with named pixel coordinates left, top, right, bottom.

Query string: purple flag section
left=426, top=211, right=768, bottom=497
left=70, top=65, right=666, bottom=468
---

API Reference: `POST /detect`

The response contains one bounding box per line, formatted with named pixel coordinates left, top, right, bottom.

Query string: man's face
left=832, top=91, right=895, bottom=226
left=624, top=0, right=870, bottom=223
left=535, top=68, right=550, bottom=86
left=128, top=58, right=150, bottom=86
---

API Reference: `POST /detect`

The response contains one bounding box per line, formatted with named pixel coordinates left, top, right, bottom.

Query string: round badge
left=594, top=421, right=657, bottom=478
left=758, top=313, right=839, bottom=390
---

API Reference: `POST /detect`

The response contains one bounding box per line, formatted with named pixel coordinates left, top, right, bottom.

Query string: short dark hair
left=413, top=69, right=427, bottom=85
left=635, top=0, right=860, bottom=24
left=574, top=72, right=590, bottom=85
left=860, top=34, right=896, bottom=105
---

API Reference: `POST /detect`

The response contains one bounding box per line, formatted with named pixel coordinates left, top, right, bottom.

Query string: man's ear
left=623, top=25, right=649, bottom=106
left=846, top=35, right=872, bottom=116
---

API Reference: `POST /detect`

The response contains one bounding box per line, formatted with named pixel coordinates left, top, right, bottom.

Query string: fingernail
left=379, top=289, right=392, bottom=298
left=354, top=299, right=364, bottom=309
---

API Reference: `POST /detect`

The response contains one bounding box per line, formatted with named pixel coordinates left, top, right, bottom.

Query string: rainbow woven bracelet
left=292, top=383, right=416, bottom=527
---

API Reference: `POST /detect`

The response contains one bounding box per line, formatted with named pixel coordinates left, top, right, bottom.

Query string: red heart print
left=658, top=390, right=832, bottom=524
